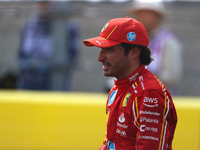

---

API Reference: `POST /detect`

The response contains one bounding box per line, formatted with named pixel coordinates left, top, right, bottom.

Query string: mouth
left=102, top=62, right=111, bottom=71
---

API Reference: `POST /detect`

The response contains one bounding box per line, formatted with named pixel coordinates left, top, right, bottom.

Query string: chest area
left=107, top=89, right=136, bottom=135
left=107, top=80, right=141, bottom=115
left=107, top=89, right=133, bottom=114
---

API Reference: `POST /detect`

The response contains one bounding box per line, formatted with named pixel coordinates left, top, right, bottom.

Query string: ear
left=129, top=47, right=140, bottom=59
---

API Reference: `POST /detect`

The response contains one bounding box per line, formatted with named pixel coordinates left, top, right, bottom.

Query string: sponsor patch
left=138, top=134, right=159, bottom=141
left=96, top=40, right=103, bottom=46
left=108, top=90, right=117, bottom=106
left=140, top=117, right=159, bottom=124
left=129, top=72, right=138, bottom=81
left=127, top=32, right=136, bottom=41
left=108, top=142, right=115, bottom=150
left=119, top=112, right=125, bottom=123
left=143, top=97, right=158, bottom=107
left=117, top=122, right=128, bottom=129
left=140, top=125, right=158, bottom=133
left=139, top=110, right=160, bottom=116
left=122, top=93, right=131, bottom=107
left=116, top=128, right=127, bottom=137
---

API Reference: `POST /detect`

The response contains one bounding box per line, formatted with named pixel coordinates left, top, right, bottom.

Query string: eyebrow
left=102, top=47, right=114, bottom=50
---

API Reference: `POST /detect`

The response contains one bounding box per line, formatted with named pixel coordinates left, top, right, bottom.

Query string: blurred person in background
left=125, top=0, right=183, bottom=96
left=17, top=0, right=80, bottom=90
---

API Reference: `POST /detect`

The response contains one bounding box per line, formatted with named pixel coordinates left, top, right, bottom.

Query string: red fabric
left=100, top=65, right=177, bottom=150
left=83, top=17, right=149, bottom=48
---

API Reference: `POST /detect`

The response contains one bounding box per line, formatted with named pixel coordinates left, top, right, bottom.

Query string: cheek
left=106, top=49, right=126, bottom=67
left=111, top=56, right=124, bottom=66
left=113, top=57, right=131, bottom=71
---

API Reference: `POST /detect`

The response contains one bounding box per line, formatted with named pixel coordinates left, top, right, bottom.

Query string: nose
left=97, top=49, right=106, bottom=62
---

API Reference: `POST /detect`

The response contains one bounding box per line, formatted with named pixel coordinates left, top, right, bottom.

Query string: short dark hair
left=120, top=43, right=153, bottom=65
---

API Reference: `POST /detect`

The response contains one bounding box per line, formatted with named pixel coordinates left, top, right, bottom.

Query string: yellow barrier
left=0, top=90, right=199, bottom=150
left=173, top=97, right=200, bottom=150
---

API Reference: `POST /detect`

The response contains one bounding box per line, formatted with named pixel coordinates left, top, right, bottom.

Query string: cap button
left=126, top=16, right=130, bottom=18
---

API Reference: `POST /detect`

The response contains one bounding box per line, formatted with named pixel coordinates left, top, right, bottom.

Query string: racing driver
left=83, top=17, right=177, bottom=150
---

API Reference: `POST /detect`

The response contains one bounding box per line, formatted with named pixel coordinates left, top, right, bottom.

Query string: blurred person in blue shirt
left=17, top=0, right=80, bottom=91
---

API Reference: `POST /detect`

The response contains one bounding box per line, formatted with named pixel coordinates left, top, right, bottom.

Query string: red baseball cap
left=83, top=17, right=149, bottom=48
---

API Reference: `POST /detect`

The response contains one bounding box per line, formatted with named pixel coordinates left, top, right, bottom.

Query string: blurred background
left=0, top=0, right=200, bottom=150
left=0, top=0, right=199, bottom=96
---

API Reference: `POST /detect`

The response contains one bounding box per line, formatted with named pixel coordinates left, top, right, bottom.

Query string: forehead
left=102, top=44, right=123, bottom=50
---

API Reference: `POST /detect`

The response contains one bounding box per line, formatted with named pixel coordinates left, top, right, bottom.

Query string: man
left=17, top=1, right=79, bottom=90
left=126, top=1, right=183, bottom=95
left=17, top=0, right=53, bottom=90
left=83, top=17, right=177, bottom=150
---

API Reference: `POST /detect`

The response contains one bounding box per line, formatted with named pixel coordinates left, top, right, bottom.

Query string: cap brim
left=83, top=36, right=121, bottom=48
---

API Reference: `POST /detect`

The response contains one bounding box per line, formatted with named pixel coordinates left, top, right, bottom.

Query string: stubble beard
left=103, top=56, right=130, bottom=79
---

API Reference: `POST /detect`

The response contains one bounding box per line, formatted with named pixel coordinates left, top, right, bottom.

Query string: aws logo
left=143, top=97, right=158, bottom=107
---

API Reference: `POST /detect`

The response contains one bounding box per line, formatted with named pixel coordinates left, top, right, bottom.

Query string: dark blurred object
left=0, top=73, right=17, bottom=89
left=17, top=1, right=53, bottom=90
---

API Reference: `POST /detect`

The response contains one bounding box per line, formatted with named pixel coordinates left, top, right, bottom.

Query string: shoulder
left=133, top=74, right=172, bottom=109
left=137, top=69, right=162, bottom=92
left=132, top=71, right=171, bottom=104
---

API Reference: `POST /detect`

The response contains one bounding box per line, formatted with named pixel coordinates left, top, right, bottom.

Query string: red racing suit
left=99, top=65, right=177, bottom=150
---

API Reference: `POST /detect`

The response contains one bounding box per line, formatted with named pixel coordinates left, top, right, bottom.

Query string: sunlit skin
left=97, top=44, right=141, bottom=80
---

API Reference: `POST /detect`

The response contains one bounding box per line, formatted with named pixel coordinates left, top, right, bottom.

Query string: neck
left=117, top=62, right=141, bottom=81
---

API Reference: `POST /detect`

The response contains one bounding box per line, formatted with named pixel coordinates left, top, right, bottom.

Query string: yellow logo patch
left=101, top=23, right=109, bottom=32
left=122, top=93, right=131, bottom=107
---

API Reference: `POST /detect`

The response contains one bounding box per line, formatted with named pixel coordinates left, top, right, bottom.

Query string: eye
left=106, top=47, right=114, bottom=52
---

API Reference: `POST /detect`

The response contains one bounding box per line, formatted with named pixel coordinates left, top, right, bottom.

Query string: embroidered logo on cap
left=101, top=23, right=109, bottom=32
left=127, top=32, right=136, bottom=41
